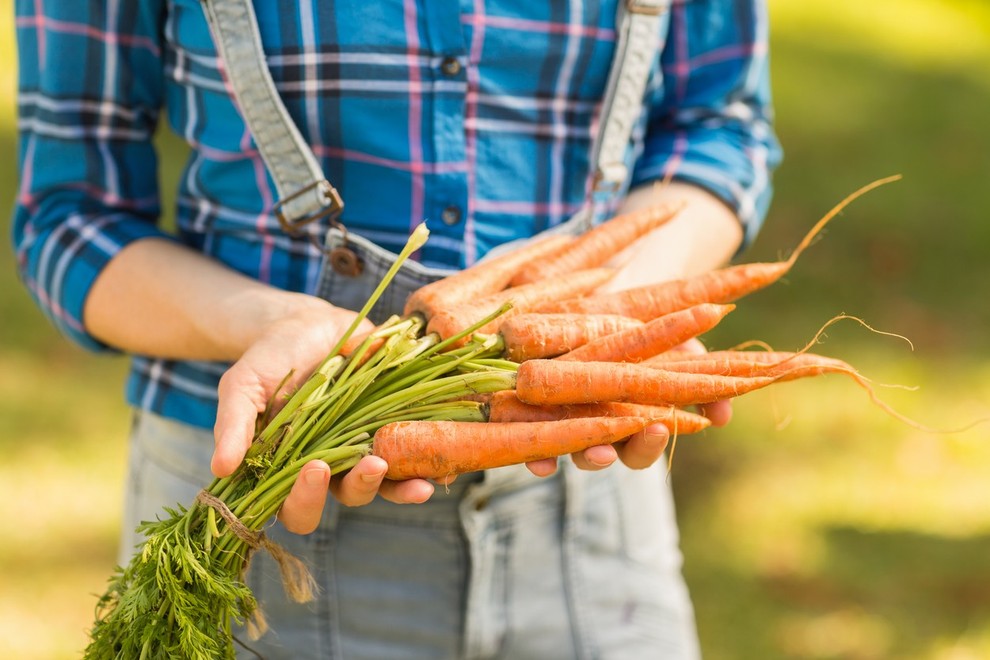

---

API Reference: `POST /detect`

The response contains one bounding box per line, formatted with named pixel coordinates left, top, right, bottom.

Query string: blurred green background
left=2, top=1, right=989, bottom=658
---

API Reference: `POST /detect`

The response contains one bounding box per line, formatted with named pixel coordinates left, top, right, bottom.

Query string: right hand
left=210, top=294, right=436, bottom=534
left=523, top=338, right=733, bottom=477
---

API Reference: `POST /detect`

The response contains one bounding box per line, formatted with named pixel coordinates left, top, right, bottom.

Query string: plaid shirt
left=13, top=0, right=781, bottom=429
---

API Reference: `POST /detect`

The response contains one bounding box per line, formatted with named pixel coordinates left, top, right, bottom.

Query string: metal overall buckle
left=273, top=180, right=363, bottom=276
left=273, top=179, right=344, bottom=234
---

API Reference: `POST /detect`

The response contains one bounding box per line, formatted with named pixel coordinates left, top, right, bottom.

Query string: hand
left=523, top=424, right=670, bottom=477
left=280, top=456, right=436, bottom=534
left=210, top=295, right=434, bottom=535
left=523, top=338, right=733, bottom=477
left=678, top=337, right=734, bottom=427
left=510, top=182, right=743, bottom=477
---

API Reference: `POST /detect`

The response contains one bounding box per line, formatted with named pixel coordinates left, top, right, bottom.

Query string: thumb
left=616, top=422, right=670, bottom=470
left=212, top=365, right=266, bottom=477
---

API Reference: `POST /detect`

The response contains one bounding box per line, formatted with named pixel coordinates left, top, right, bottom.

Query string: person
left=13, top=0, right=780, bottom=657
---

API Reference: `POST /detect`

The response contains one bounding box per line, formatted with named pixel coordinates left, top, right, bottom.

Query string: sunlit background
left=2, top=1, right=989, bottom=658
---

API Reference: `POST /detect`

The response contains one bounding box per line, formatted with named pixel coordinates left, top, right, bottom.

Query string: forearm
left=605, top=181, right=744, bottom=291
left=82, top=238, right=334, bottom=362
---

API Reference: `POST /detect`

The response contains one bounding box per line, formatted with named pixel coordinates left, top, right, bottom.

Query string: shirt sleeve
left=631, top=0, right=783, bottom=251
left=12, top=1, right=172, bottom=351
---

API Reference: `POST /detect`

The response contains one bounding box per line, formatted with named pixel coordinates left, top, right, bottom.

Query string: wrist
left=213, top=288, right=339, bottom=362
left=606, top=181, right=744, bottom=289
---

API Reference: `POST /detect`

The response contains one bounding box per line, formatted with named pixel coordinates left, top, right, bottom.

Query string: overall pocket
left=313, top=207, right=594, bottom=322
left=314, top=227, right=455, bottom=322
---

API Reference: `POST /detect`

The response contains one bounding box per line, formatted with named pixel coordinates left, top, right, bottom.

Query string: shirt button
left=441, top=205, right=463, bottom=226
left=440, top=56, right=462, bottom=77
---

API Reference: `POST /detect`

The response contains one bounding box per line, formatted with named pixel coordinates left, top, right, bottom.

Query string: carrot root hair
left=783, top=174, right=903, bottom=269
left=795, top=313, right=915, bottom=353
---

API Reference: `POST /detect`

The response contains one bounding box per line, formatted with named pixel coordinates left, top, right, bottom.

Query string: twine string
left=196, top=490, right=318, bottom=638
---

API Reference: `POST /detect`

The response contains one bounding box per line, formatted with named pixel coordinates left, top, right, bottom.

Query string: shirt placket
left=417, top=0, right=470, bottom=266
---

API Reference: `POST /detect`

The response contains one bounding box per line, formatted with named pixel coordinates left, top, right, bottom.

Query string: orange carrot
left=509, top=201, right=683, bottom=286
left=426, top=268, right=615, bottom=342
left=403, top=233, right=574, bottom=318
left=498, top=313, right=643, bottom=362
left=374, top=416, right=651, bottom=480
left=555, top=303, right=734, bottom=362
left=643, top=349, right=911, bottom=408
left=643, top=350, right=855, bottom=379
left=534, top=263, right=782, bottom=319
left=515, top=359, right=778, bottom=407
left=538, top=176, right=902, bottom=319
left=486, top=390, right=712, bottom=435
left=640, top=349, right=990, bottom=434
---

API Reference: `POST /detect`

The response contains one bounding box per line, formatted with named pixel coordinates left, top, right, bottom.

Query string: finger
left=571, top=443, right=618, bottom=471
left=615, top=423, right=670, bottom=470
left=376, top=477, right=436, bottom=504
left=674, top=339, right=734, bottom=427
left=212, top=368, right=264, bottom=477
left=677, top=337, right=709, bottom=356
left=332, top=455, right=436, bottom=505
left=329, top=455, right=389, bottom=507
left=278, top=460, right=331, bottom=534
left=525, top=457, right=559, bottom=477
left=700, top=399, right=733, bottom=427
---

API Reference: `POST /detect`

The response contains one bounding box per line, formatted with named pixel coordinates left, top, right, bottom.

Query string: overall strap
left=589, top=0, right=671, bottom=206
left=199, top=0, right=343, bottom=233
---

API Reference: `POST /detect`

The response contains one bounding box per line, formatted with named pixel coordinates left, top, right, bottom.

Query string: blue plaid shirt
left=13, top=0, right=781, bottom=429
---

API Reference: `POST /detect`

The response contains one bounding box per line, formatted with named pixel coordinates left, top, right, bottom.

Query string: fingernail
left=588, top=454, right=614, bottom=468
left=305, top=468, right=329, bottom=488
left=646, top=430, right=670, bottom=452
left=361, top=469, right=386, bottom=484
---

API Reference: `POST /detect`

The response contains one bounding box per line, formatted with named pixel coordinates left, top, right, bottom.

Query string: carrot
left=515, top=359, right=778, bottom=407
left=498, top=312, right=643, bottom=362
left=537, top=176, right=903, bottom=319
left=509, top=201, right=683, bottom=286
left=486, top=390, right=712, bottom=435
left=640, top=349, right=943, bottom=430
left=643, top=350, right=855, bottom=378
left=642, top=349, right=890, bottom=404
left=403, top=233, right=574, bottom=318
left=555, top=303, right=734, bottom=363
left=534, top=263, right=779, bottom=319
left=374, top=416, right=651, bottom=480
left=643, top=348, right=990, bottom=434
left=426, top=268, right=616, bottom=342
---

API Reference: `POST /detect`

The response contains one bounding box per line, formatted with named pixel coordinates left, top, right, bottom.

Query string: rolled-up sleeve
left=632, top=0, right=782, bottom=250
left=12, top=1, right=171, bottom=351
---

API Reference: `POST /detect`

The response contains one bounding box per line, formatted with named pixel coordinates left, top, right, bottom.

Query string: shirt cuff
left=632, top=136, right=779, bottom=254
left=16, top=213, right=173, bottom=353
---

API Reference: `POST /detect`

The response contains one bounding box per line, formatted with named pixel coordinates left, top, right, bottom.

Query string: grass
left=2, top=0, right=990, bottom=658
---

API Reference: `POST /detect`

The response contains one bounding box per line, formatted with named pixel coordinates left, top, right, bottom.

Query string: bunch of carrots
left=375, top=175, right=907, bottom=479
left=86, top=177, right=907, bottom=659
